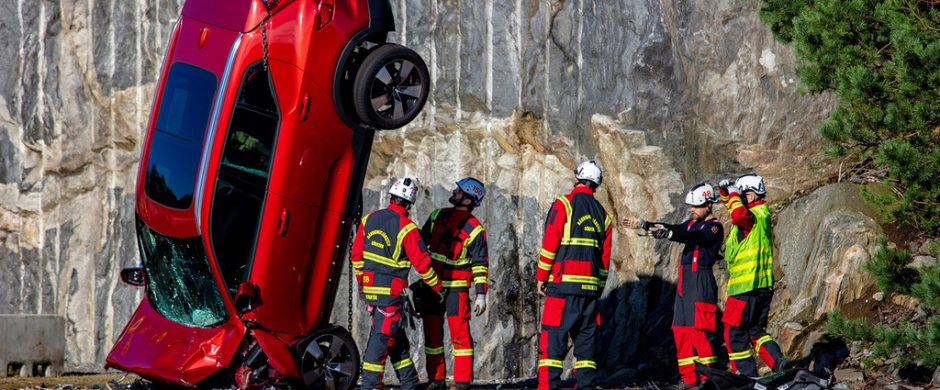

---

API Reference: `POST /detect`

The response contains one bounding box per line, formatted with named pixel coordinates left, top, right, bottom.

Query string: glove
left=726, top=185, right=740, bottom=195
left=718, top=179, right=731, bottom=189
left=473, top=295, right=486, bottom=316
left=623, top=218, right=655, bottom=230
left=651, top=228, right=672, bottom=239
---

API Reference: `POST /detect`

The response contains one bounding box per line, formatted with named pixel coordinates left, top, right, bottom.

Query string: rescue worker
left=420, top=177, right=490, bottom=390
left=536, top=161, right=613, bottom=390
left=350, top=177, right=443, bottom=390
left=717, top=174, right=788, bottom=377
left=626, top=183, right=723, bottom=388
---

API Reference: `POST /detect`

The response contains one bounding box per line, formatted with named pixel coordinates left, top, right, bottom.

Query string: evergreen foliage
left=826, top=238, right=940, bottom=368
left=864, top=238, right=918, bottom=294
left=759, top=0, right=940, bottom=233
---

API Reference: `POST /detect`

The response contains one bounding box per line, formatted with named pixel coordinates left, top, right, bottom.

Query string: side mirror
left=235, top=282, right=261, bottom=314
left=120, top=268, right=146, bottom=287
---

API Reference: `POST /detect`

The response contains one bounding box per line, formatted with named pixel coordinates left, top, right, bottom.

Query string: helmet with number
left=575, top=160, right=603, bottom=186
left=389, top=177, right=419, bottom=204
left=735, top=174, right=766, bottom=195
left=456, top=177, right=486, bottom=206
left=685, top=183, right=718, bottom=206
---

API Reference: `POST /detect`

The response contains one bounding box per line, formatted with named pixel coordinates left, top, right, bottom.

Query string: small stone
left=918, top=239, right=939, bottom=256
left=831, top=384, right=852, bottom=390
left=834, top=368, right=865, bottom=383
left=892, top=294, right=921, bottom=309
left=910, top=255, right=937, bottom=269
left=873, top=291, right=885, bottom=301
left=931, top=367, right=940, bottom=386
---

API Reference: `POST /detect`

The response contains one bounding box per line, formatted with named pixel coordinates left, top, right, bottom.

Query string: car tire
left=299, top=326, right=360, bottom=390
left=353, top=43, right=430, bottom=129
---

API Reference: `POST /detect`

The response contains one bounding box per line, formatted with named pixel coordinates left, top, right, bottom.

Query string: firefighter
left=420, top=177, right=489, bottom=390
left=536, top=160, right=613, bottom=390
left=350, top=177, right=443, bottom=390
left=717, top=174, right=788, bottom=377
left=627, top=183, right=723, bottom=388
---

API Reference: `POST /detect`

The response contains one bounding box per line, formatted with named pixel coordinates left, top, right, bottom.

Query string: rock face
left=771, top=184, right=882, bottom=359
left=0, top=0, right=878, bottom=383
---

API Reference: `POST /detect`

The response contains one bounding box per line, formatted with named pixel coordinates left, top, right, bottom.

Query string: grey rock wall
left=0, top=0, right=877, bottom=384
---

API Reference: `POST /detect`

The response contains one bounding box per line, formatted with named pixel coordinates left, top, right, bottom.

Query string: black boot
left=424, top=380, right=446, bottom=390
left=454, top=383, right=471, bottom=390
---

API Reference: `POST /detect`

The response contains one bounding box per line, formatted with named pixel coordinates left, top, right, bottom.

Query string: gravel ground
left=0, top=374, right=140, bottom=390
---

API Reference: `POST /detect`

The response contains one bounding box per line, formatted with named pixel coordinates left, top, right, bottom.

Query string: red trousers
left=422, top=289, right=473, bottom=383
left=673, top=266, right=719, bottom=386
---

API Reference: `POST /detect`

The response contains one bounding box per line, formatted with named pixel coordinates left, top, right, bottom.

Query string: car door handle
left=277, top=209, right=290, bottom=237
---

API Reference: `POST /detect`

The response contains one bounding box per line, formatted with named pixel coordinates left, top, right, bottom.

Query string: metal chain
left=260, top=5, right=271, bottom=71
left=346, top=214, right=360, bottom=332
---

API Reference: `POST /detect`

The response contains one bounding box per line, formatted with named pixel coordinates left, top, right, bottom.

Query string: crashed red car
left=106, top=0, right=429, bottom=388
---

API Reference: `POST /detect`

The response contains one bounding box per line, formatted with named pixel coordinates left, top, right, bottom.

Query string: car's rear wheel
left=353, top=43, right=430, bottom=129
left=300, top=326, right=360, bottom=390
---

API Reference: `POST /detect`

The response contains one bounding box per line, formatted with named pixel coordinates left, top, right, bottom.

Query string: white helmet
left=389, top=177, right=419, bottom=204
left=735, top=174, right=766, bottom=195
left=456, top=177, right=486, bottom=206
left=575, top=160, right=603, bottom=186
left=685, top=183, right=718, bottom=206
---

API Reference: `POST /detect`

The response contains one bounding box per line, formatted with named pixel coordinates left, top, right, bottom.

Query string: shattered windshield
left=136, top=218, right=228, bottom=328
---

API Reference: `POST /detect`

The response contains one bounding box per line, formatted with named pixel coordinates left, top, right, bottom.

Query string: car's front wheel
left=353, top=43, right=430, bottom=130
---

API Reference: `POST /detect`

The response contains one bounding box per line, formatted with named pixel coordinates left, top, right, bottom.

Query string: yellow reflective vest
left=724, top=203, right=774, bottom=296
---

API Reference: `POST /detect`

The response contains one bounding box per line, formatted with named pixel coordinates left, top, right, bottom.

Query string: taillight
left=316, top=0, right=334, bottom=30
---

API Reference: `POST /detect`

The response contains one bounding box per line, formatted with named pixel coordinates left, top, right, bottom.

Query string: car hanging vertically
left=105, top=0, right=430, bottom=388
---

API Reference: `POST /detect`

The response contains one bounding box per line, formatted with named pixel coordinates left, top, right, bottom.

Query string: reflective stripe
left=363, top=361, right=385, bottom=372
left=560, top=237, right=599, bottom=247
left=473, top=276, right=488, bottom=285
left=598, top=269, right=608, bottom=277
left=392, top=223, right=418, bottom=261
left=537, top=259, right=553, bottom=271
left=363, top=252, right=410, bottom=268
left=424, top=274, right=440, bottom=286
left=728, top=350, right=754, bottom=361
left=574, top=360, right=597, bottom=370
left=425, top=346, right=444, bottom=355
left=392, top=358, right=414, bottom=370
left=429, top=252, right=473, bottom=266
left=729, top=269, right=774, bottom=285
left=472, top=266, right=488, bottom=274
left=604, top=215, right=612, bottom=230
left=352, top=261, right=364, bottom=268
left=539, top=248, right=556, bottom=260
left=442, top=280, right=469, bottom=288
left=560, top=275, right=601, bottom=285
left=677, top=356, right=698, bottom=366
left=557, top=196, right=601, bottom=248
left=755, top=335, right=775, bottom=351
left=465, top=225, right=485, bottom=246
left=538, top=359, right=564, bottom=368
left=697, top=356, right=718, bottom=365
left=453, top=349, right=473, bottom=357
left=418, top=268, right=435, bottom=279
left=363, top=286, right=392, bottom=295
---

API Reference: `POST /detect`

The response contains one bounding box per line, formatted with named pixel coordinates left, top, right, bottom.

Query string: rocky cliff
left=0, top=0, right=882, bottom=383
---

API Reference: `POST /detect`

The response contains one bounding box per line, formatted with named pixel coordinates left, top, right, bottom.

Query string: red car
left=106, top=0, right=429, bottom=388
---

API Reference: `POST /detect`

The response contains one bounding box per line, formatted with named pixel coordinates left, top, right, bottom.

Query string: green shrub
left=864, top=238, right=918, bottom=294
left=759, top=0, right=940, bottom=234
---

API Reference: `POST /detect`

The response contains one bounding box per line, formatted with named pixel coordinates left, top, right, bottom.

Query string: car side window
left=209, top=62, right=279, bottom=295
left=145, top=63, right=218, bottom=209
